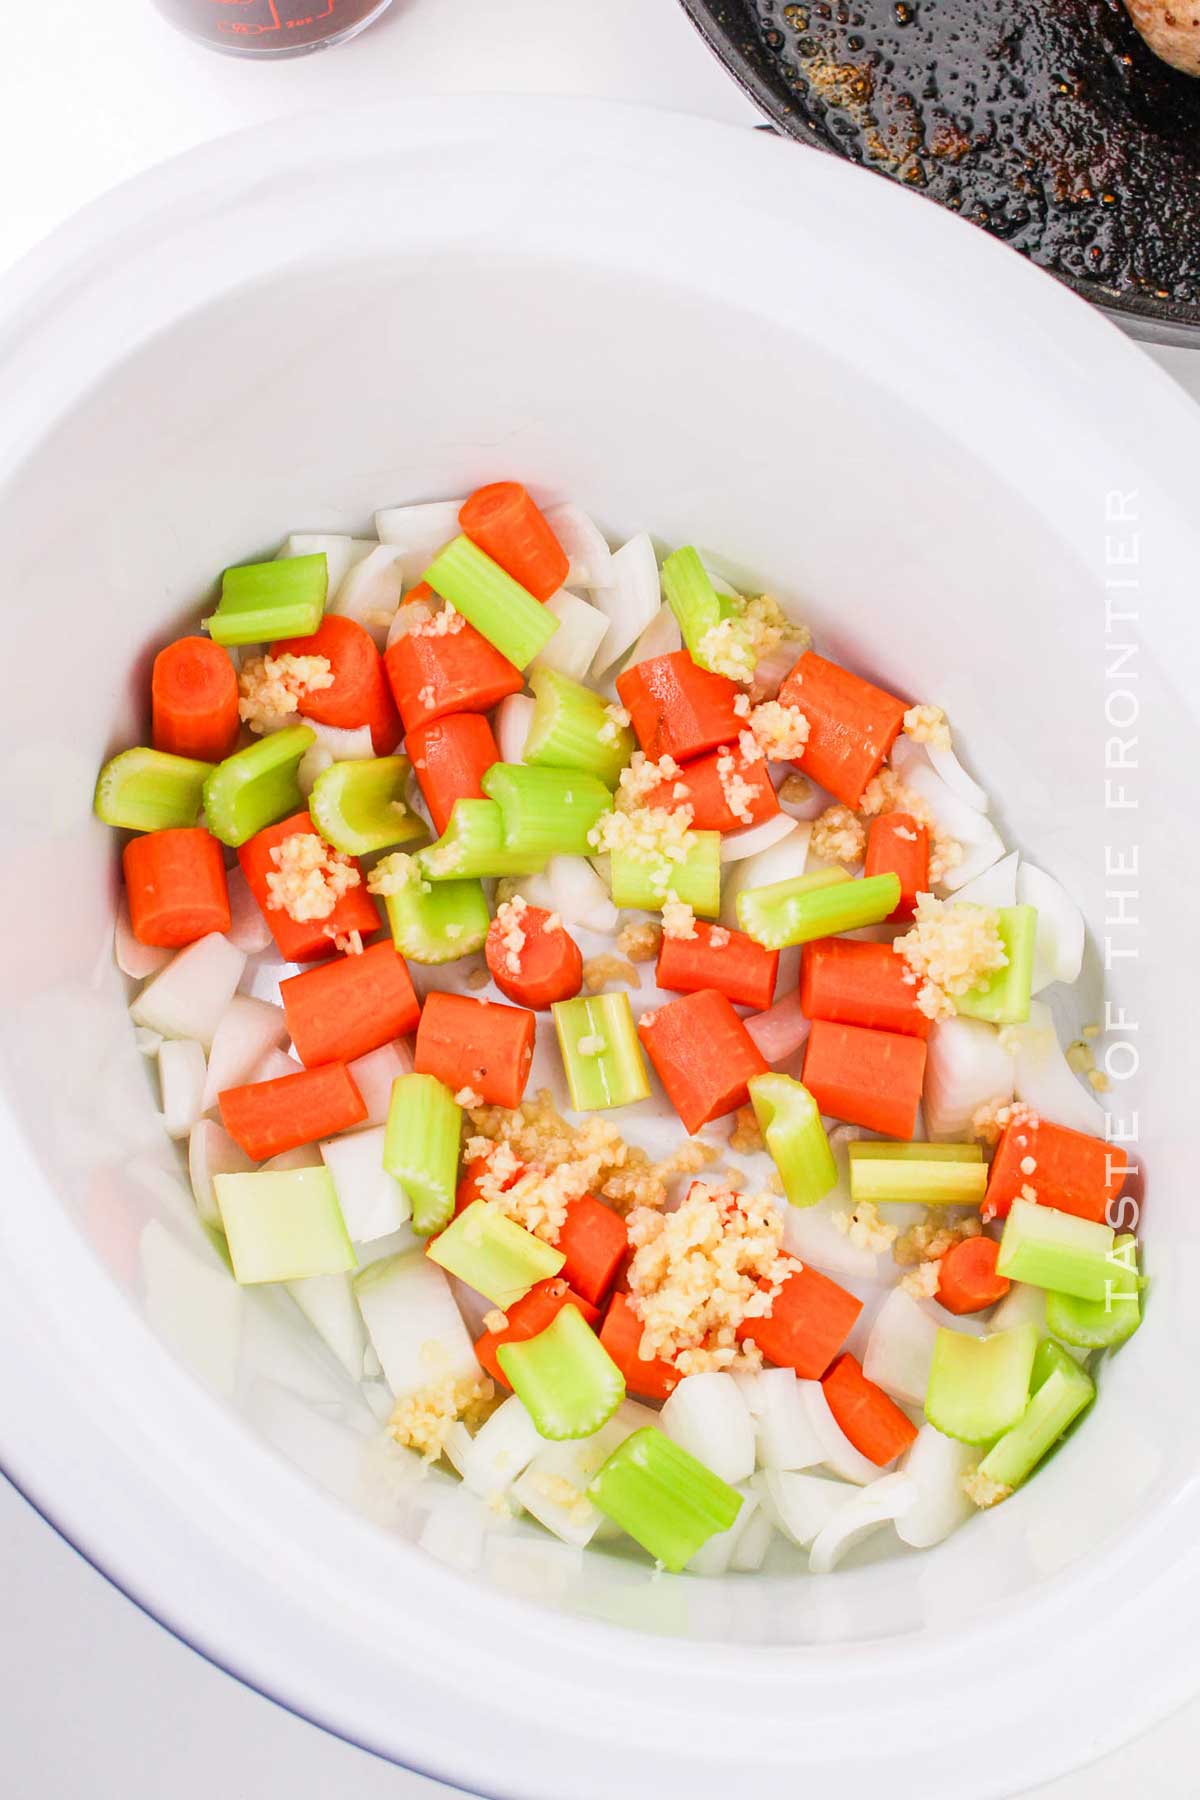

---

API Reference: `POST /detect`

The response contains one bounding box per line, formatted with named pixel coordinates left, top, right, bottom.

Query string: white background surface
left=1, top=2, right=1196, bottom=1795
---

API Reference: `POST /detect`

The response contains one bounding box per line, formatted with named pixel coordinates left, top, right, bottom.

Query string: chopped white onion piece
left=346, top=1039, right=414, bottom=1128
left=743, top=991, right=809, bottom=1068
left=320, top=1123, right=411, bottom=1242
left=730, top=1503, right=775, bottom=1572
left=544, top=502, right=615, bottom=590
left=457, top=1395, right=543, bottom=1499
left=251, top=1048, right=304, bottom=1085
left=620, top=598, right=681, bottom=673
left=131, top=934, right=247, bottom=1049
left=532, top=591, right=610, bottom=682
left=781, top=1193, right=888, bottom=1288
left=306, top=720, right=376, bottom=761
left=330, top=543, right=405, bottom=647
left=952, top=849, right=1018, bottom=909
left=298, top=745, right=333, bottom=800
left=863, top=1287, right=940, bottom=1406
left=385, top=598, right=434, bottom=648
left=355, top=1250, right=478, bottom=1399
left=688, top=1486, right=762, bottom=1576
left=927, top=740, right=989, bottom=811
left=224, top=866, right=273, bottom=955
left=807, top=1471, right=918, bottom=1573
left=1017, top=863, right=1086, bottom=991
left=114, top=894, right=171, bottom=980
left=285, top=1270, right=368, bottom=1381
left=590, top=532, right=661, bottom=673
left=750, top=637, right=803, bottom=700
left=495, top=694, right=535, bottom=765
left=201, top=994, right=288, bottom=1110
left=158, top=1038, right=207, bottom=1140
left=923, top=1015, right=1015, bottom=1138
left=896, top=1423, right=979, bottom=1548
left=719, top=820, right=812, bottom=927
left=277, top=533, right=375, bottom=597
left=660, top=1372, right=756, bottom=1485
left=133, top=1026, right=163, bottom=1057
left=802, top=1375, right=889, bottom=1483
left=188, top=1119, right=253, bottom=1230
left=1008, top=1000, right=1106, bottom=1136
left=891, top=755, right=1005, bottom=891
left=753, top=1369, right=827, bottom=1471
left=544, top=855, right=620, bottom=935
left=373, top=499, right=464, bottom=582
left=753, top=1469, right=854, bottom=1549
left=263, top=1145, right=323, bottom=1172
left=720, top=811, right=803, bottom=864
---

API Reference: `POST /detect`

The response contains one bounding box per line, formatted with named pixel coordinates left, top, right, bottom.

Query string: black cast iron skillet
left=679, top=0, right=1200, bottom=345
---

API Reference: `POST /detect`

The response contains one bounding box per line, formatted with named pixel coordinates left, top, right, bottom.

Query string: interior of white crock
left=0, top=248, right=1192, bottom=1649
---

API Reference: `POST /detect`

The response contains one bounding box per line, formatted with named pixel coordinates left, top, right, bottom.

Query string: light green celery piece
left=213, top=1166, right=355, bottom=1284
left=661, top=546, right=752, bottom=676
left=202, top=723, right=315, bottom=847
left=423, top=535, right=557, bottom=669
left=553, top=992, right=651, bottom=1111
left=748, top=1073, right=837, bottom=1208
left=93, top=747, right=213, bottom=831
left=848, top=1142, right=984, bottom=1162
left=383, top=1072, right=461, bottom=1235
left=428, top=1199, right=564, bottom=1307
left=975, top=1340, right=1095, bottom=1494
left=956, top=904, right=1038, bottom=1025
left=609, top=831, right=722, bottom=918
left=497, top=1304, right=626, bottom=1440
left=309, top=756, right=425, bottom=856
left=737, top=869, right=900, bottom=950
left=1044, top=1234, right=1143, bottom=1349
left=924, top=1323, right=1039, bottom=1445
left=204, top=552, right=327, bottom=645
left=416, top=798, right=549, bottom=881
left=380, top=863, right=490, bottom=964
left=847, top=1146, right=988, bottom=1207
left=587, top=1427, right=743, bottom=1572
left=524, top=667, right=634, bottom=789
left=996, top=1198, right=1114, bottom=1302
left=481, top=763, right=613, bottom=861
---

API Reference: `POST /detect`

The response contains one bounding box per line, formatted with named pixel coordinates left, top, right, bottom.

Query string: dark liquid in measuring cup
left=154, top=0, right=391, bottom=54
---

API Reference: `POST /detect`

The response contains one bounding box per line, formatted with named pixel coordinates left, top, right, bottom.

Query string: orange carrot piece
left=655, top=920, right=778, bottom=1012
left=475, top=1278, right=601, bottom=1387
left=237, top=810, right=380, bottom=963
left=638, top=989, right=769, bottom=1135
left=122, top=827, right=231, bottom=949
left=936, top=1236, right=1010, bottom=1314
left=485, top=904, right=583, bottom=1010
left=413, top=990, right=536, bottom=1109
left=152, top=636, right=240, bottom=763
left=865, top=812, right=929, bottom=921
left=642, top=744, right=779, bottom=833
left=555, top=1196, right=628, bottom=1307
left=822, top=1352, right=918, bottom=1465
left=384, top=620, right=523, bottom=735
left=219, top=1062, right=367, bottom=1160
left=737, top=1264, right=862, bottom=1378
left=599, top=1291, right=680, bottom=1401
left=777, top=651, right=906, bottom=806
left=615, top=651, right=744, bottom=764
left=799, top=936, right=931, bottom=1040
left=458, top=482, right=568, bottom=602
left=802, top=1018, right=926, bottom=1139
left=406, top=713, right=500, bottom=837
left=273, top=614, right=400, bottom=755
left=280, top=940, right=420, bottom=1069
left=982, top=1116, right=1125, bottom=1224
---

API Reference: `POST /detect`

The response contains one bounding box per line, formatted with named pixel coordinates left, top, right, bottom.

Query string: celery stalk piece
left=416, top=798, right=550, bottom=881
left=481, top=763, right=613, bottom=861
left=204, top=552, right=327, bottom=645
left=379, top=863, right=490, bottom=964
left=213, top=1166, right=355, bottom=1284
left=956, top=904, right=1038, bottom=1025
left=661, top=545, right=752, bottom=676
left=975, top=1341, right=1095, bottom=1495
left=748, top=1073, right=837, bottom=1207
left=553, top=992, right=651, bottom=1111
left=497, top=1305, right=626, bottom=1440
left=924, top=1323, right=1039, bottom=1445
left=587, top=1426, right=743, bottom=1571
left=847, top=1150, right=988, bottom=1207
left=423, top=535, right=558, bottom=669
left=427, top=1199, right=565, bottom=1307
left=202, top=724, right=315, bottom=847
left=524, top=667, right=634, bottom=789
left=609, top=831, right=723, bottom=918
left=309, top=756, right=424, bottom=856
left=848, top=1142, right=984, bottom=1163
left=737, top=869, right=900, bottom=950
left=1044, top=1234, right=1143, bottom=1348
left=382, top=1072, right=461, bottom=1235
left=996, top=1198, right=1114, bottom=1301
left=94, top=747, right=214, bottom=832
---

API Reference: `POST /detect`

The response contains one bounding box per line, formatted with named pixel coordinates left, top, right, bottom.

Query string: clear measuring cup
left=153, top=0, right=394, bottom=56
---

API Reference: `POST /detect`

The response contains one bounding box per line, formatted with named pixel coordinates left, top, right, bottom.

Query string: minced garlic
left=577, top=1034, right=606, bottom=1057
left=1067, top=1037, right=1110, bottom=1090
left=265, top=832, right=360, bottom=922
left=598, top=702, right=631, bottom=747
left=616, top=920, right=662, bottom=963
left=893, top=1210, right=982, bottom=1268
left=237, top=652, right=333, bottom=732
left=778, top=772, right=814, bottom=809
left=831, top=1201, right=898, bottom=1253
left=728, top=1104, right=765, bottom=1156
left=455, top=1086, right=484, bottom=1109
left=894, top=892, right=1008, bottom=1021
left=903, top=703, right=951, bottom=750
left=410, top=601, right=465, bottom=638
left=713, top=748, right=757, bottom=825
left=481, top=1309, right=508, bottom=1335
left=969, top=1098, right=1038, bottom=1147
left=661, top=895, right=698, bottom=940
left=582, top=953, right=640, bottom=993
left=748, top=699, right=810, bottom=762
left=387, top=1371, right=494, bottom=1462
left=529, top=1469, right=593, bottom=1526
left=900, top=1259, right=943, bottom=1300
left=961, top=1465, right=1012, bottom=1509
left=368, top=851, right=428, bottom=898
left=810, top=804, right=867, bottom=867
left=493, top=893, right=528, bottom=976
left=325, top=927, right=364, bottom=956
